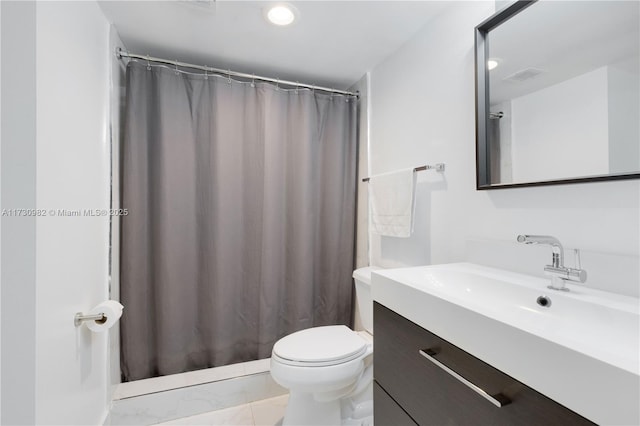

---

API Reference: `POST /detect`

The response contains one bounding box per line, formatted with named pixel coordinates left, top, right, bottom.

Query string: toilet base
left=341, top=381, right=373, bottom=425
left=282, top=381, right=373, bottom=426
left=282, top=392, right=341, bottom=426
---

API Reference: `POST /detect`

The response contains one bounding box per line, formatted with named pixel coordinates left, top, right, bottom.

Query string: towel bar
left=362, top=163, right=445, bottom=182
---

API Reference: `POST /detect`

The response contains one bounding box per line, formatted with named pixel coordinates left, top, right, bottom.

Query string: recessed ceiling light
left=487, top=59, right=499, bottom=70
left=266, top=4, right=296, bottom=26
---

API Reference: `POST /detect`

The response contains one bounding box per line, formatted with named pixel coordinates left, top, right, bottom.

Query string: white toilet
left=270, top=267, right=377, bottom=426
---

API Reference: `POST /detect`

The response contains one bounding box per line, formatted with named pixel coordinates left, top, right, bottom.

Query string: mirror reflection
left=486, top=1, right=639, bottom=185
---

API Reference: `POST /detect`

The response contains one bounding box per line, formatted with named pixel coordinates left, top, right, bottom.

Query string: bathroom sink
left=372, top=263, right=640, bottom=425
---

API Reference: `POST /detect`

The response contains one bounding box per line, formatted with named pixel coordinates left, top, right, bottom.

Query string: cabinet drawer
left=374, top=381, right=418, bottom=426
left=374, top=302, right=594, bottom=426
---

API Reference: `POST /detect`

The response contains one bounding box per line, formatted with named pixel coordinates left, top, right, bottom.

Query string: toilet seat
left=273, top=325, right=368, bottom=367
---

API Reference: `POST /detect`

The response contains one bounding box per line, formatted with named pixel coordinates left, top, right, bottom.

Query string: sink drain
left=536, top=295, right=552, bottom=308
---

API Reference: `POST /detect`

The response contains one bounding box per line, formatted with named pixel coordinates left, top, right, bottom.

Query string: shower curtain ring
left=146, top=55, right=151, bottom=71
left=227, top=69, right=232, bottom=84
left=251, top=73, right=256, bottom=88
left=276, top=78, right=280, bottom=91
left=204, top=66, right=208, bottom=80
left=174, top=60, right=179, bottom=75
left=295, top=82, right=299, bottom=95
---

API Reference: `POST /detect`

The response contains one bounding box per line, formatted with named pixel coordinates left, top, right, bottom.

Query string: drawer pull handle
left=418, top=349, right=511, bottom=408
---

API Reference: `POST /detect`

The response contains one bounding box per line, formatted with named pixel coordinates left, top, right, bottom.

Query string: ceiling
left=99, top=1, right=452, bottom=90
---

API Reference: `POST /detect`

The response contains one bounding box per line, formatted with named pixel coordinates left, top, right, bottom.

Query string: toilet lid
left=273, top=325, right=367, bottom=365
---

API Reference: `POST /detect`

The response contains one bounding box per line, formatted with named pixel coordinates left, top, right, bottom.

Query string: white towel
left=369, top=168, right=416, bottom=238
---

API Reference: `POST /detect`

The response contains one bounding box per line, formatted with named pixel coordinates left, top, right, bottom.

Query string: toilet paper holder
left=74, top=312, right=106, bottom=327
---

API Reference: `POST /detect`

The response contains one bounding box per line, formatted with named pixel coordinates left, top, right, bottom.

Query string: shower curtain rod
left=116, top=48, right=358, bottom=97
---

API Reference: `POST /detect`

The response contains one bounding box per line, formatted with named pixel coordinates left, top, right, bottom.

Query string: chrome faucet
left=517, top=235, right=587, bottom=291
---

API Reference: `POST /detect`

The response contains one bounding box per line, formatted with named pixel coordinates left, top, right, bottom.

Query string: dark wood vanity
left=373, top=302, right=595, bottom=425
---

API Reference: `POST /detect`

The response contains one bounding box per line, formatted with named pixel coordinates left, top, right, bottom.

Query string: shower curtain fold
left=488, top=117, right=501, bottom=184
left=120, top=62, right=357, bottom=382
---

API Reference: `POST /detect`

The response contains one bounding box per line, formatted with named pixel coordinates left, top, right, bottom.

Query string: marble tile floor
left=157, top=394, right=288, bottom=426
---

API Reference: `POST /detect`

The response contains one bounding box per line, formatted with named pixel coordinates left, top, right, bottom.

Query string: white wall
left=1, top=2, right=37, bottom=424
left=35, top=2, right=111, bottom=424
left=108, top=25, right=127, bottom=407
left=352, top=73, right=370, bottom=270
left=0, top=2, right=3, bottom=419
left=369, top=2, right=640, bottom=297
left=608, top=59, right=640, bottom=174
left=350, top=73, right=370, bottom=331
left=511, top=67, right=609, bottom=182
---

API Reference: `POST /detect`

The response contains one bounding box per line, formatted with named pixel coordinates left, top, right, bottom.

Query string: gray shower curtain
left=488, top=118, right=501, bottom=184
left=120, top=61, right=357, bottom=381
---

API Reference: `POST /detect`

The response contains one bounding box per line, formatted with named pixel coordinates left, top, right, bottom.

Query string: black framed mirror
left=475, top=0, right=640, bottom=189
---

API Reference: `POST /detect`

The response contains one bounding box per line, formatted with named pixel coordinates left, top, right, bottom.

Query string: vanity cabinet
left=373, top=302, right=594, bottom=426
left=374, top=382, right=417, bottom=426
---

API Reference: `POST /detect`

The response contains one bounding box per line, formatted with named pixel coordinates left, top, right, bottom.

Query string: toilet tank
left=353, top=266, right=379, bottom=334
